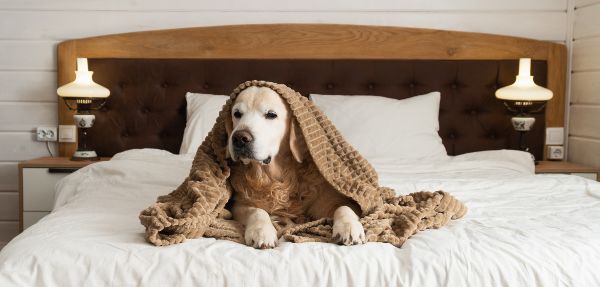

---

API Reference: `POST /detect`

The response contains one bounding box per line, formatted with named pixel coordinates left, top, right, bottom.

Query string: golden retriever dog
left=226, top=86, right=365, bottom=249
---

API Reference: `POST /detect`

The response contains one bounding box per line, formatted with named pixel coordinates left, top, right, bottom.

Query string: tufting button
left=326, top=83, right=334, bottom=89
left=119, top=82, right=127, bottom=89
left=451, top=83, right=458, bottom=89
left=448, top=132, right=456, bottom=139
left=408, top=83, right=415, bottom=88
left=470, top=109, right=478, bottom=115
left=203, top=83, right=210, bottom=89
left=367, top=83, right=375, bottom=90
left=489, top=132, right=497, bottom=139
left=122, top=132, right=129, bottom=138
left=141, top=108, right=149, bottom=114
left=161, top=82, right=169, bottom=88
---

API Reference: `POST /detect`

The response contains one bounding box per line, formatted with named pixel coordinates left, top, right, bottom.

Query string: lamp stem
left=518, top=131, right=528, bottom=152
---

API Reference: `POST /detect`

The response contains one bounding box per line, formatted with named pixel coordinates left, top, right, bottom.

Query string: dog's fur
left=226, top=87, right=365, bottom=248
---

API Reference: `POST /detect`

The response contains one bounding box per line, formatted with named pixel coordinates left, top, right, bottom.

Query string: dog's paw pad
left=332, top=220, right=366, bottom=246
left=245, top=223, right=278, bottom=249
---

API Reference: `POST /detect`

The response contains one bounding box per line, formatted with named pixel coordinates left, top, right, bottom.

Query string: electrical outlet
left=36, top=127, right=58, bottom=142
left=547, top=145, right=564, bottom=160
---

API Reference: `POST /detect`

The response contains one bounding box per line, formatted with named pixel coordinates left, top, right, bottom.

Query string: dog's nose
left=232, top=130, right=253, bottom=148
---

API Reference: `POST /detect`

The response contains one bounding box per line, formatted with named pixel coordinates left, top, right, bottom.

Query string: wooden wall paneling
left=572, top=37, right=600, bottom=71
left=0, top=162, right=18, bottom=191
left=0, top=71, right=57, bottom=102
left=56, top=41, right=77, bottom=157
left=0, top=11, right=568, bottom=42
left=571, top=71, right=600, bottom=104
left=545, top=44, right=568, bottom=128
left=0, top=102, right=57, bottom=131
left=569, top=137, right=600, bottom=167
left=569, top=105, right=600, bottom=138
left=0, top=133, right=55, bottom=161
left=574, top=3, right=600, bottom=39
left=0, top=0, right=568, bottom=11
left=0, top=193, right=18, bottom=221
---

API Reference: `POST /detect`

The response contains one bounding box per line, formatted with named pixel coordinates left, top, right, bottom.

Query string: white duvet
left=1, top=149, right=600, bottom=287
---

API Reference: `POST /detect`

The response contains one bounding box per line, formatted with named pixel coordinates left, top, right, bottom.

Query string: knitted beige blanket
left=139, top=80, right=467, bottom=247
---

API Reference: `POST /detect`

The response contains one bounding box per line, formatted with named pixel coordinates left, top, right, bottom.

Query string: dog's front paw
left=332, top=220, right=366, bottom=246
left=245, top=222, right=278, bottom=249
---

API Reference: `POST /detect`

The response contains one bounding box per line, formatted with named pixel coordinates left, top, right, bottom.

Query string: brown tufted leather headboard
left=57, top=24, right=567, bottom=160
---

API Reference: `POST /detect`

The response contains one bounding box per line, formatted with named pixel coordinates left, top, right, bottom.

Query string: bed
left=2, top=24, right=599, bottom=286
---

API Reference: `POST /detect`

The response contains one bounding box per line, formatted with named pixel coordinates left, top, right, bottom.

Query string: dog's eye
left=265, top=111, right=278, bottom=120
left=233, top=110, right=242, bottom=119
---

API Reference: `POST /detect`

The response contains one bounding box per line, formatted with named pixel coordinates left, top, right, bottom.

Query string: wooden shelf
left=536, top=161, right=600, bottom=174
left=19, top=157, right=110, bottom=168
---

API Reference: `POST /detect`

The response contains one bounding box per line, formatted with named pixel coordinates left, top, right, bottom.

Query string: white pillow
left=309, top=92, right=447, bottom=161
left=179, top=92, right=229, bottom=154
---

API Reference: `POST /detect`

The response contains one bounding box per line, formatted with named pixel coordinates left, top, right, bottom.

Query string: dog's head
left=226, top=86, right=306, bottom=165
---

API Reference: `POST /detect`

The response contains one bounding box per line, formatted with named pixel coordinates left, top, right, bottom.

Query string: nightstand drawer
left=23, top=211, right=50, bottom=230
left=22, top=168, right=70, bottom=211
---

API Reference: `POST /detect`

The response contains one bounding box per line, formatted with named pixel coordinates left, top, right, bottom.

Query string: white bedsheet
left=1, top=149, right=600, bottom=287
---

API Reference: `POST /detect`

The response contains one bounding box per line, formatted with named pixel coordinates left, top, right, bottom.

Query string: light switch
left=545, top=127, right=564, bottom=145
left=59, top=125, right=77, bottom=143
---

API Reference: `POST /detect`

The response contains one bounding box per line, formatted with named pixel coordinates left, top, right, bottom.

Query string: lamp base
left=72, top=150, right=99, bottom=161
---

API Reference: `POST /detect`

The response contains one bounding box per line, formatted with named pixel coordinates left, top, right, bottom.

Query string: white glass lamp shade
left=57, top=58, right=110, bottom=98
left=495, top=58, right=553, bottom=101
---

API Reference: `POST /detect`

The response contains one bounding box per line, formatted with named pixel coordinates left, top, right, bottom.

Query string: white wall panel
left=0, top=11, right=567, bottom=41
left=569, top=137, right=600, bottom=168
left=569, top=1, right=600, bottom=167
left=0, top=41, right=56, bottom=71
left=0, top=163, right=18, bottom=191
left=0, top=71, right=57, bottom=102
left=0, top=133, right=55, bottom=161
left=0, top=0, right=567, bottom=12
left=0, top=192, right=18, bottom=221
left=572, top=38, right=600, bottom=71
left=574, top=3, right=600, bottom=39
left=0, top=102, right=57, bottom=131
left=571, top=71, right=600, bottom=104
left=575, top=0, right=600, bottom=8
left=569, top=105, right=600, bottom=138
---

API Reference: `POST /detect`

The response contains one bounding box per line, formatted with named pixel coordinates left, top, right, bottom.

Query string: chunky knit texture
left=139, top=80, right=467, bottom=247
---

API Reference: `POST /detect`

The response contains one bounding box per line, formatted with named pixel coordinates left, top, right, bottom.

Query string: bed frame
left=56, top=24, right=566, bottom=160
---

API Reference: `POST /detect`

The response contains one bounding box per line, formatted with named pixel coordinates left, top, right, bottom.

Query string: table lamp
left=495, top=58, right=553, bottom=152
left=57, top=58, right=110, bottom=160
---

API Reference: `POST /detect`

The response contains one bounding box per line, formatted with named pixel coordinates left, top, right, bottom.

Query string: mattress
left=1, top=149, right=599, bottom=286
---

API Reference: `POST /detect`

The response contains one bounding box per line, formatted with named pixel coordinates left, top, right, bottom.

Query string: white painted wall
left=0, top=0, right=569, bottom=246
left=569, top=0, right=600, bottom=167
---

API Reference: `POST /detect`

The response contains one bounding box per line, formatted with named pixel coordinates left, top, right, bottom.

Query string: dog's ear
left=224, top=113, right=233, bottom=159
left=289, top=118, right=308, bottom=163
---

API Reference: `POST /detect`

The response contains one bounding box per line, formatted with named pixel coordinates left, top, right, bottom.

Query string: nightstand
left=18, top=157, right=110, bottom=231
left=535, top=161, right=599, bottom=181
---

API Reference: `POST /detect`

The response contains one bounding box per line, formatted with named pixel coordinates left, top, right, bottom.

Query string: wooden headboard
left=57, top=24, right=566, bottom=159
